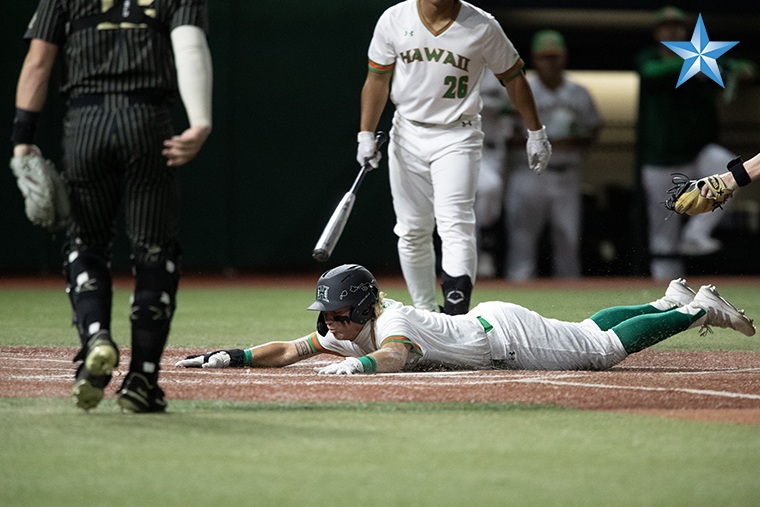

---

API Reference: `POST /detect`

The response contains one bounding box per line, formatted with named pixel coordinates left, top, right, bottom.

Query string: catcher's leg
left=63, top=244, right=114, bottom=351
left=118, top=102, right=178, bottom=383
left=128, top=243, right=181, bottom=382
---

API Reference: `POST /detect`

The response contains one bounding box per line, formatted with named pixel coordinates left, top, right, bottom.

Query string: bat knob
left=312, top=249, right=330, bottom=262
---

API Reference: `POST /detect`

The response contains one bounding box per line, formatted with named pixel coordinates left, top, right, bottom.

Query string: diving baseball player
left=177, top=264, right=755, bottom=374
left=355, top=0, right=551, bottom=315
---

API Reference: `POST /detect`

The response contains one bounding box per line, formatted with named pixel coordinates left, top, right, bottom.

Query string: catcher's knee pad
left=130, top=243, right=181, bottom=331
left=441, top=271, right=472, bottom=316
left=63, top=243, right=113, bottom=339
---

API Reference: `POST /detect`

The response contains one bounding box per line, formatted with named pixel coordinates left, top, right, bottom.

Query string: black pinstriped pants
left=62, top=94, right=179, bottom=253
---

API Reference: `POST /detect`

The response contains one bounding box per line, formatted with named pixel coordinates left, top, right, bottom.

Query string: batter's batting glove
left=175, top=349, right=246, bottom=368
left=316, top=357, right=364, bottom=375
left=526, top=126, right=552, bottom=174
left=356, top=131, right=382, bottom=169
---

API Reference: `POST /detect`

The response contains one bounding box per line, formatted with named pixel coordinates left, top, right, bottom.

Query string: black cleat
left=117, top=372, right=167, bottom=413
left=71, top=331, right=119, bottom=411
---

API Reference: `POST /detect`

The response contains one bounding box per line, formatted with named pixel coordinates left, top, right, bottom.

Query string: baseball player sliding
left=355, top=0, right=551, bottom=315
left=177, top=264, right=754, bottom=374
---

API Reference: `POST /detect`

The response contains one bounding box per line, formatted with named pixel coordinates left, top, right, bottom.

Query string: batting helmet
left=307, top=264, right=379, bottom=330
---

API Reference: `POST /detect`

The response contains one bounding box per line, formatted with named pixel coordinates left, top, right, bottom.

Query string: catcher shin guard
left=441, top=272, right=473, bottom=315
left=129, top=243, right=181, bottom=378
left=63, top=245, right=113, bottom=351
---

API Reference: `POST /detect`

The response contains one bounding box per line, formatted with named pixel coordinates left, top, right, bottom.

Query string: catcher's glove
left=664, top=173, right=732, bottom=216
left=9, top=153, right=71, bottom=230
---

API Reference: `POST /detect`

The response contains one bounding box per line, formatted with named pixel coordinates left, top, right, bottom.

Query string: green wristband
left=357, top=355, right=377, bottom=373
left=244, top=349, right=253, bottom=367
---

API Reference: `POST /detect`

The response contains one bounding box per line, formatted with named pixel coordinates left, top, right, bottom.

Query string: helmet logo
left=340, top=281, right=373, bottom=301
left=315, top=284, right=330, bottom=302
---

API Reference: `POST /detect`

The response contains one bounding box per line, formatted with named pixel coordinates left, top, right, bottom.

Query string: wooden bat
left=312, top=131, right=388, bottom=262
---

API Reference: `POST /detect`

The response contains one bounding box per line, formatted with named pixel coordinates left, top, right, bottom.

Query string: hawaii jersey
left=308, top=298, right=493, bottom=370
left=367, top=0, right=523, bottom=125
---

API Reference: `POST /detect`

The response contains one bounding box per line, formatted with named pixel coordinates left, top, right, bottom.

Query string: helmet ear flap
left=316, top=311, right=328, bottom=336
left=349, top=283, right=379, bottom=324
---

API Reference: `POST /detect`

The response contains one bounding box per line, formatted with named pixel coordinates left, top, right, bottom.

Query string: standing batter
left=356, top=0, right=551, bottom=314
left=11, top=0, right=212, bottom=412
left=176, top=264, right=755, bottom=374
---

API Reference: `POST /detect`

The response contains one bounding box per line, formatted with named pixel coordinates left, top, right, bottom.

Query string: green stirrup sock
left=590, top=304, right=664, bottom=331
left=613, top=309, right=704, bottom=354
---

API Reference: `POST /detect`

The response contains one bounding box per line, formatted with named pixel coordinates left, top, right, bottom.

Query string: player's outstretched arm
left=176, top=337, right=320, bottom=369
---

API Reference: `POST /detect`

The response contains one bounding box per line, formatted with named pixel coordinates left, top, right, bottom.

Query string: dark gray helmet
left=308, top=264, right=379, bottom=326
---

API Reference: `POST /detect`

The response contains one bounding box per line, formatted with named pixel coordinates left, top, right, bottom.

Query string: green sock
left=590, top=304, right=664, bottom=331
left=613, top=308, right=705, bottom=354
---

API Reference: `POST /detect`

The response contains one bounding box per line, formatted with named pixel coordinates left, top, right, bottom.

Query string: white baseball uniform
left=505, top=73, right=601, bottom=281
left=306, top=298, right=628, bottom=371
left=366, top=0, right=523, bottom=310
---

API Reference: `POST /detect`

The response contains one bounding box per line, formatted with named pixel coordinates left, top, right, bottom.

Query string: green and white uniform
left=306, top=298, right=635, bottom=371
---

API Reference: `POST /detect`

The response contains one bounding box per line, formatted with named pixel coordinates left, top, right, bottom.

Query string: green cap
left=654, top=6, right=686, bottom=25
left=531, top=30, right=566, bottom=56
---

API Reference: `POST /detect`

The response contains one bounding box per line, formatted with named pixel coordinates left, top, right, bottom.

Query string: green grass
left=2, top=398, right=759, bottom=507
left=1, top=282, right=759, bottom=506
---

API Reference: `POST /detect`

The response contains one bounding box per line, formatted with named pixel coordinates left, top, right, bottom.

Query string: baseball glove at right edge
left=9, top=154, right=71, bottom=230
left=664, top=173, right=732, bottom=216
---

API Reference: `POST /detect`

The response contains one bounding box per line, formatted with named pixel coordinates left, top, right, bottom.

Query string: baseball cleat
left=117, top=372, right=167, bottom=414
left=690, top=285, right=755, bottom=337
left=663, top=278, right=697, bottom=307
left=72, top=331, right=119, bottom=411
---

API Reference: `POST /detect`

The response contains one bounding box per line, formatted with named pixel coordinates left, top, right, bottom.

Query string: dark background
left=2, top=1, right=759, bottom=277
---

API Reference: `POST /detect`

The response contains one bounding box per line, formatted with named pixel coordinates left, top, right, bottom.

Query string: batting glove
left=526, top=126, right=552, bottom=174
left=175, top=349, right=246, bottom=368
left=316, top=357, right=364, bottom=375
left=356, top=131, right=382, bottom=169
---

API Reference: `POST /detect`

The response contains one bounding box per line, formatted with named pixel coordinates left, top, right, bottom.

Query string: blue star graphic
left=661, top=13, right=738, bottom=88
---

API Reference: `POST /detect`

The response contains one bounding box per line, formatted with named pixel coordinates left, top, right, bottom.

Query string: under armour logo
left=445, top=289, right=466, bottom=305
left=462, top=120, right=472, bottom=127
left=405, top=30, right=414, bottom=36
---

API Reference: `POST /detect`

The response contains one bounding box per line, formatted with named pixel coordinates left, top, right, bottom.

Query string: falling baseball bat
left=312, top=131, right=388, bottom=262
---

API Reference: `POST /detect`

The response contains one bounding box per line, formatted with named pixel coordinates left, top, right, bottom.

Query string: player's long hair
left=372, top=291, right=387, bottom=319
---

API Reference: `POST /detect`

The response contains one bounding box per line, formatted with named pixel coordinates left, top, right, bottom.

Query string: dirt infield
left=2, top=346, right=759, bottom=424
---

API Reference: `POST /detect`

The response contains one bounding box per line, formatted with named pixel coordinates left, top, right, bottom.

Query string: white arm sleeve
left=171, top=25, right=213, bottom=128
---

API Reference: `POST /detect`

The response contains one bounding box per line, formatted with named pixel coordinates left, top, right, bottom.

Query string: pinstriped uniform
left=24, top=0, right=208, bottom=251
left=22, top=0, right=209, bottom=390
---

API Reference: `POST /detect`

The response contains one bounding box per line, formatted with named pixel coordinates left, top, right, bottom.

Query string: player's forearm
left=359, top=72, right=390, bottom=132
left=15, top=39, right=58, bottom=112
left=720, top=152, right=760, bottom=190
left=367, top=344, right=409, bottom=373
left=742, top=152, right=760, bottom=182
left=247, top=338, right=317, bottom=367
left=503, top=74, right=542, bottom=131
